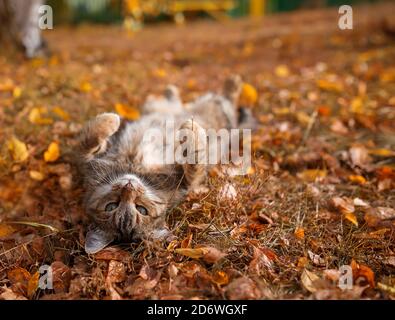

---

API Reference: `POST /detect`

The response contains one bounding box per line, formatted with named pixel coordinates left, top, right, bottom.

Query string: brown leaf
left=27, top=272, right=40, bottom=298
left=349, top=145, right=371, bottom=168
left=51, top=261, right=71, bottom=293
left=225, top=277, right=261, bottom=300
left=0, top=287, right=27, bottom=300
left=307, top=250, right=326, bottom=267
left=107, top=260, right=126, bottom=284
left=94, top=247, right=131, bottom=262
left=331, top=197, right=355, bottom=214
left=211, top=271, right=229, bottom=286
left=0, top=223, right=16, bottom=238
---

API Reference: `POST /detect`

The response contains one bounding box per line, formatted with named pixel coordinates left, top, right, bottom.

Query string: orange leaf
left=351, top=259, right=375, bottom=288
left=348, top=175, right=367, bottom=185
left=212, top=271, right=229, bottom=286
left=297, top=169, right=327, bottom=182
left=44, top=142, right=60, bottom=162
left=0, top=223, right=16, bottom=238
left=7, top=267, right=31, bottom=285
left=115, top=103, right=140, bottom=120
left=27, top=272, right=40, bottom=298
left=294, top=227, right=305, bottom=240
left=344, top=212, right=359, bottom=227
left=240, top=83, right=258, bottom=106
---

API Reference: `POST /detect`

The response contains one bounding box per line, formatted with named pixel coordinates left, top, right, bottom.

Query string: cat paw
left=95, top=113, right=121, bottom=139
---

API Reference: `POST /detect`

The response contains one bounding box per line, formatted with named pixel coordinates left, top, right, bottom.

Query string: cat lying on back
left=77, top=75, right=253, bottom=254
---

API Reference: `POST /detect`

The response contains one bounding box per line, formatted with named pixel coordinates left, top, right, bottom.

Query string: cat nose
left=120, top=182, right=134, bottom=201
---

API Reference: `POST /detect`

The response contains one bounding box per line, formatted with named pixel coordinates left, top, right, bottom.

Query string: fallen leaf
left=297, top=169, right=327, bottom=182
left=351, top=259, right=375, bottom=288
left=115, top=103, right=140, bottom=120
left=344, top=212, right=358, bottom=227
left=0, top=223, right=16, bottom=238
left=28, top=107, right=53, bottom=125
left=294, top=227, right=305, bottom=240
left=307, top=250, right=326, bottom=266
left=349, top=145, right=371, bottom=168
left=240, top=83, right=258, bottom=106
left=52, top=106, right=70, bottom=121
left=80, top=81, right=92, bottom=92
left=368, top=148, right=395, bottom=157
left=175, top=247, right=225, bottom=263
left=301, top=269, right=320, bottom=293
left=331, top=197, right=355, bottom=214
left=0, top=287, right=27, bottom=300
left=107, top=260, right=126, bottom=284
left=275, top=65, right=290, bottom=78
left=225, top=277, right=261, bottom=300
left=7, top=136, right=29, bottom=162
left=348, top=175, right=366, bottom=185
left=27, top=272, right=39, bottom=298
left=377, top=282, right=395, bottom=295
left=212, top=271, right=229, bottom=286
left=94, top=247, right=131, bottom=262
left=44, top=142, right=60, bottom=162
left=13, top=86, right=22, bottom=98
left=353, top=198, right=370, bottom=207
left=153, top=68, right=167, bottom=78
left=29, top=170, right=45, bottom=181
left=317, top=78, right=343, bottom=92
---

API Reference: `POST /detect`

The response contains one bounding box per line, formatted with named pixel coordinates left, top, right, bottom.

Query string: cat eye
left=136, top=205, right=148, bottom=216
left=105, top=202, right=119, bottom=212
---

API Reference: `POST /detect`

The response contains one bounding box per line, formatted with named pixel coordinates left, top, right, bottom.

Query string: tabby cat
left=77, top=76, right=253, bottom=254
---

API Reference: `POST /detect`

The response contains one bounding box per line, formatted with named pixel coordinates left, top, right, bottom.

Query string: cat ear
left=85, top=227, right=115, bottom=254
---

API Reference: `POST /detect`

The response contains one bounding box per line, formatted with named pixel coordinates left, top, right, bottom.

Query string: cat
left=0, top=0, right=47, bottom=58
left=76, top=75, right=253, bottom=254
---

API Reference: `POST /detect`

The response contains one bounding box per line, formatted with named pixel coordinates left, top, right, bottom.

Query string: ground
left=0, top=2, right=395, bottom=300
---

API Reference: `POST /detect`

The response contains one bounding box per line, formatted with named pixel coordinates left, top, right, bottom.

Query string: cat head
left=83, top=166, right=185, bottom=254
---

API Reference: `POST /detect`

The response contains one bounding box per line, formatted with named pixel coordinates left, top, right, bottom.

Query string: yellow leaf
left=348, top=175, right=366, bottom=185
left=27, top=272, right=40, bottom=298
left=0, top=223, right=16, bottom=238
left=240, top=83, right=258, bottom=106
left=115, top=103, right=140, bottom=120
left=7, top=136, right=29, bottom=162
left=13, top=86, right=22, bottom=98
left=44, top=142, right=60, bottom=162
left=369, top=148, right=395, bottom=157
left=294, top=227, right=305, bottom=240
left=153, top=68, right=167, bottom=78
left=29, top=170, right=45, bottom=181
left=52, top=106, right=70, bottom=121
left=28, top=107, right=53, bottom=125
left=297, top=169, right=327, bottom=182
left=344, top=212, right=358, bottom=227
left=80, top=81, right=92, bottom=93
left=317, top=79, right=343, bottom=92
left=174, top=247, right=208, bottom=259
left=380, top=68, right=395, bottom=83
left=351, top=97, right=364, bottom=114
left=275, top=65, right=290, bottom=78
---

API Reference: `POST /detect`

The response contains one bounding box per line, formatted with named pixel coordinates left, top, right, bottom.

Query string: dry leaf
left=301, top=269, right=320, bottom=293
left=29, top=170, right=45, bottom=181
left=27, top=272, right=39, bottom=298
left=80, top=81, right=92, bottom=92
left=240, top=83, right=258, bottom=106
left=348, top=175, right=366, bottom=185
left=351, top=259, right=375, bottom=288
left=344, top=212, right=359, bottom=227
left=368, top=148, right=395, bottom=157
left=331, top=197, right=355, bottom=214
left=115, top=103, right=140, bottom=120
left=107, top=260, right=126, bottom=284
left=28, top=107, right=53, bottom=125
left=297, top=169, right=327, bottom=182
left=44, top=142, right=60, bottom=162
left=7, top=136, right=29, bottom=162
left=317, top=78, right=343, bottom=92
left=0, top=223, right=16, bottom=238
left=225, top=277, right=261, bottom=300
left=353, top=198, right=370, bottom=207
left=294, top=227, right=305, bottom=240
left=0, top=287, right=27, bottom=300
left=175, top=247, right=225, bottom=263
left=349, top=145, right=371, bottom=168
left=275, top=65, right=290, bottom=78
left=307, top=250, right=326, bottom=266
left=52, top=106, right=70, bottom=121
left=212, top=271, right=229, bottom=286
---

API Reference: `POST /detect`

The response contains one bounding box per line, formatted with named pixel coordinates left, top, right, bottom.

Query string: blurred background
left=49, top=0, right=381, bottom=25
